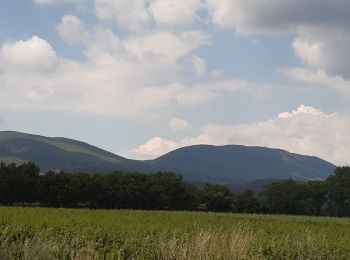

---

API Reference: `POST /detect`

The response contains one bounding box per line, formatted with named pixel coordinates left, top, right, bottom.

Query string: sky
left=1, top=0, right=350, bottom=165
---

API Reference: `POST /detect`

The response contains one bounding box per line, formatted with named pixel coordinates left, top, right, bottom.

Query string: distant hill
left=0, top=131, right=336, bottom=186
left=149, top=145, right=336, bottom=184
left=0, top=131, right=157, bottom=173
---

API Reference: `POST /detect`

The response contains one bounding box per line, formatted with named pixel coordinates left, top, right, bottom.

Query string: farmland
left=0, top=207, right=349, bottom=259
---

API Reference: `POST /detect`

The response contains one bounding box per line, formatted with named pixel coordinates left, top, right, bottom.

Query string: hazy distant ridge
left=0, top=131, right=335, bottom=185
left=150, top=144, right=335, bottom=183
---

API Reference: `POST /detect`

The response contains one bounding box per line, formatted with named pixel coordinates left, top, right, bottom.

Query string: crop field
left=0, top=207, right=350, bottom=259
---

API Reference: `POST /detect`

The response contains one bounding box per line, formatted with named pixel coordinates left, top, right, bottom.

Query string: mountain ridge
left=0, top=131, right=157, bottom=173
left=0, top=131, right=336, bottom=185
left=149, top=144, right=335, bottom=183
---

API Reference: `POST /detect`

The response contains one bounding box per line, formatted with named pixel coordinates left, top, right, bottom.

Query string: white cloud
left=284, top=26, right=350, bottom=95
left=293, top=26, right=350, bottom=78
left=191, top=55, right=206, bottom=76
left=206, top=0, right=350, bottom=92
left=124, top=31, right=211, bottom=62
left=169, top=117, right=191, bottom=132
left=278, top=105, right=322, bottom=118
left=149, top=0, right=203, bottom=27
left=207, top=0, right=350, bottom=35
left=40, top=0, right=350, bottom=84
left=94, top=0, right=204, bottom=31
left=95, top=0, right=152, bottom=32
left=130, top=137, right=180, bottom=159
left=282, top=68, right=350, bottom=96
left=57, top=15, right=86, bottom=45
left=0, top=36, right=59, bottom=73
left=130, top=105, right=350, bottom=165
left=1, top=32, right=265, bottom=117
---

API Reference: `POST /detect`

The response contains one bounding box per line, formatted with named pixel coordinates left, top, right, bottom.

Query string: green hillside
left=0, top=131, right=156, bottom=173
left=150, top=144, right=336, bottom=184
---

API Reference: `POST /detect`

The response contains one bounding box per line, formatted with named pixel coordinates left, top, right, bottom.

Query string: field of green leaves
left=0, top=207, right=350, bottom=259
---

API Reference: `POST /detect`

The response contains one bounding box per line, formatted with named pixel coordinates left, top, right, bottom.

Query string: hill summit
left=149, top=144, right=335, bottom=184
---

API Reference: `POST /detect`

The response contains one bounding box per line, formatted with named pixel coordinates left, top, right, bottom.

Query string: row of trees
left=1, top=162, right=350, bottom=216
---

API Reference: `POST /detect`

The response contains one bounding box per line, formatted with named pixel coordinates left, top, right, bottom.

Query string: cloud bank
left=207, top=0, right=350, bottom=93
left=0, top=11, right=270, bottom=117
left=131, top=105, right=350, bottom=165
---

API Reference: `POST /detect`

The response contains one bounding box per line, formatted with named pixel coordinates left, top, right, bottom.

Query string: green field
left=0, top=207, right=349, bottom=259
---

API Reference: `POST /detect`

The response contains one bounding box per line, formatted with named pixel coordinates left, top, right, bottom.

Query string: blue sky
left=1, top=0, right=350, bottom=165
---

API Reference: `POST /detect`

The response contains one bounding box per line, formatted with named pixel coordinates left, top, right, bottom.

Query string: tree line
left=0, top=162, right=349, bottom=216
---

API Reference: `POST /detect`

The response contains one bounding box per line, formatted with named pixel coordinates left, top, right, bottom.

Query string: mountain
left=0, top=131, right=336, bottom=185
left=0, top=131, right=157, bottom=173
left=149, top=145, right=336, bottom=184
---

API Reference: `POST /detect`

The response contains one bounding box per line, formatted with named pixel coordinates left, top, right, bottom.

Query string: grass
left=0, top=207, right=350, bottom=259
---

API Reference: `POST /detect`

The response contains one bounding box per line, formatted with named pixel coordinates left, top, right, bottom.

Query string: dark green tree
left=260, top=179, right=306, bottom=214
left=0, top=161, right=40, bottom=204
left=235, top=190, right=260, bottom=213
left=324, top=167, right=350, bottom=216
left=199, top=183, right=234, bottom=212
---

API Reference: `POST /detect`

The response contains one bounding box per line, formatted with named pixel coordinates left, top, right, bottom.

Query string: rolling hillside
left=0, top=131, right=156, bottom=173
left=149, top=145, right=336, bottom=184
left=0, top=131, right=336, bottom=185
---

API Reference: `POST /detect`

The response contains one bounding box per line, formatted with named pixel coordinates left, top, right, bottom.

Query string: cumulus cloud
left=0, top=36, right=59, bottom=73
left=0, top=30, right=266, bottom=117
left=130, top=137, right=180, bottom=159
left=207, top=0, right=350, bottom=34
left=169, top=118, right=191, bottom=132
left=40, top=0, right=350, bottom=84
left=124, top=31, right=211, bottom=62
left=282, top=68, right=350, bottom=96
left=278, top=105, right=322, bottom=118
left=131, top=105, right=350, bottom=165
left=95, top=0, right=152, bottom=32
left=89, top=0, right=350, bottom=88
left=94, top=0, right=204, bottom=31
left=293, top=26, right=350, bottom=78
left=0, top=46, right=203, bottom=115
left=42, top=1, right=350, bottom=92
left=286, top=26, right=350, bottom=93
left=191, top=55, right=206, bottom=76
left=206, top=0, right=350, bottom=93
left=57, top=15, right=86, bottom=45
left=149, top=0, right=203, bottom=27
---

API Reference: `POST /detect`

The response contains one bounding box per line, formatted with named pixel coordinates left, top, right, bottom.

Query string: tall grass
left=156, top=227, right=255, bottom=259
left=0, top=207, right=349, bottom=259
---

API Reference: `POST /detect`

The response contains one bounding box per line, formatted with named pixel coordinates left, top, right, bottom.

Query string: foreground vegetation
left=0, top=207, right=350, bottom=259
left=1, top=162, right=350, bottom=216
left=1, top=162, right=350, bottom=258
